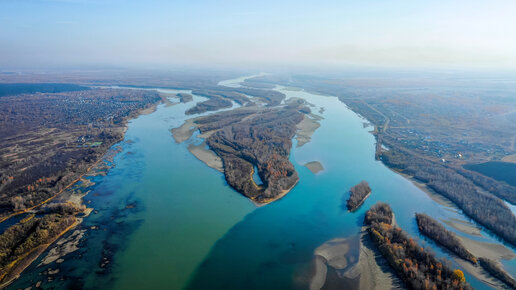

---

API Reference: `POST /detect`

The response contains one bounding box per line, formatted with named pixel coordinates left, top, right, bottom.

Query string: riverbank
left=0, top=218, right=80, bottom=288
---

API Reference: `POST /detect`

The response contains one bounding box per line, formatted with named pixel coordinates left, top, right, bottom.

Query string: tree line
left=365, top=202, right=471, bottom=290
left=380, top=142, right=516, bottom=247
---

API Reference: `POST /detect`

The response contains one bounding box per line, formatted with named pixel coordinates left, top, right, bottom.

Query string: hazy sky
left=1, top=0, right=516, bottom=70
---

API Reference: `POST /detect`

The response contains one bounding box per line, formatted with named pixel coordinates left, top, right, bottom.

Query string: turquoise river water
left=8, top=76, right=516, bottom=289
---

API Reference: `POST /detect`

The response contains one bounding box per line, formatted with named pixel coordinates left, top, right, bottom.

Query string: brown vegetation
left=346, top=180, right=371, bottom=211
left=415, top=213, right=477, bottom=264
left=380, top=146, right=516, bottom=247
left=194, top=103, right=307, bottom=202
left=0, top=211, right=79, bottom=285
left=365, top=202, right=471, bottom=290
left=186, top=96, right=233, bottom=115
left=0, top=88, right=161, bottom=218
left=191, top=89, right=250, bottom=105
left=478, top=257, right=516, bottom=289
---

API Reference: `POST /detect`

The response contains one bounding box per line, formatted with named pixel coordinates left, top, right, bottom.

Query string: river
left=8, top=76, right=516, bottom=289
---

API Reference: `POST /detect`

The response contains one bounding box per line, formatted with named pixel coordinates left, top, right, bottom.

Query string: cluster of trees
left=455, top=166, right=516, bottom=205
left=0, top=213, right=76, bottom=283
left=364, top=202, right=393, bottom=225
left=193, top=85, right=286, bottom=106
left=191, top=89, right=250, bottom=105
left=478, top=257, right=516, bottom=289
left=365, top=203, right=471, bottom=290
left=186, top=96, right=232, bottom=115
left=38, top=202, right=86, bottom=215
left=196, top=104, right=306, bottom=202
left=380, top=143, right=516, bottom=247
left=346, top=180, right=371, bottom=211
left=177, top=93, right=193, bottom=103
left=415, top=213, right=477, bottom=264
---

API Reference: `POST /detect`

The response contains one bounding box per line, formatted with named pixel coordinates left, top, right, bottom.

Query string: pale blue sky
left=1, top=0, right=515, bottom=69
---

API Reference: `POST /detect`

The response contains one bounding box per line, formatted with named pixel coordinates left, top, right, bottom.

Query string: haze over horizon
left=1, top=0, right=516, bottom=70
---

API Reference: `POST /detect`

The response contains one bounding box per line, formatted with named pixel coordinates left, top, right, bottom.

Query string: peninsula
left=195, top=103, right=307, bottom=203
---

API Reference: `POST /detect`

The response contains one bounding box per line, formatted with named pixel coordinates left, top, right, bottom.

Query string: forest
left=380, top=142, right=516, bottom=247
left=365, top=202, right=471, bottom=290
left=195, top=103, right=307, bottom=202
left=186, top=96, right=233, bottom=115
left=415, top=213, right=476, bottom=264
left=190, top=89, right=250, bottom=105
left=0, top=204, right=81, bottom=285
left=346, top=180, right=371, bottom=211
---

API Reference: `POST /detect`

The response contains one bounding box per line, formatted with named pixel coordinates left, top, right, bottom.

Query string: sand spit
left=296, top=115, right=321, bottom=147
left=442, top=218, right=482, bottom=237
left=458, top=236, right=516, bottom=262
left=171, top=118, right=197, bottom=143
left=187, top=142, right=223, bottom=172
left=310, top=233, right=399, bottom=290
left=304, top=161, right=324, bottom=174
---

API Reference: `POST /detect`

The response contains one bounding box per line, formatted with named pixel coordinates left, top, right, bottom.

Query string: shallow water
left=8, top=77, right=516, bottom=289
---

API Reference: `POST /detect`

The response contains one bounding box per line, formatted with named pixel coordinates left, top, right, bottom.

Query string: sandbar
left=187, top=142, right=223, bottom=172
left=304, top=161, right=324, bottom=174
left=296, top=115, right=320, bottom=147
left=171, top=118, right=197, bottom=143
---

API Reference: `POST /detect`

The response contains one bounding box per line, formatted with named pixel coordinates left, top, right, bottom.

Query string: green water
left=110, top=93, right=256, bottom=289
left=8, top=77, right=516, bottom=289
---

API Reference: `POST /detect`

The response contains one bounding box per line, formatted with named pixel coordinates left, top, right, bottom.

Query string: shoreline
left=0, top=219, right=80, bottom=288
left=387, top=166, right=516, bottom=285
left=250, top=179, right=299, bottom=207
left=0, top=100, right=161, bottom=225
left=392, top=169, right=485, bottom=237
left=187, top=142, right=223, bottom=172
left=0, top=99, right=162, bottom=287
left=348, top=191, right=371, bottom=212
left=309, top=231, right=399, bottom=290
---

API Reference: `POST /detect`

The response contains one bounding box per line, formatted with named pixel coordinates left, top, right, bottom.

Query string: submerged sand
left=304, top=161, right=324, bottom=174
left=458, top=235, right=516, bottom=261
left=310, top=232, right=399, bottom=290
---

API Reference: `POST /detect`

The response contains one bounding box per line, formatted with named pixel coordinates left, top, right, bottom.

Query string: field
left=464, top=161, right=516, bottom=187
